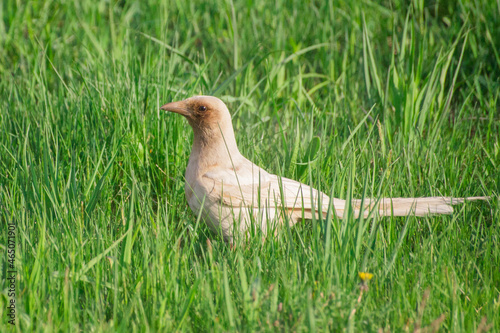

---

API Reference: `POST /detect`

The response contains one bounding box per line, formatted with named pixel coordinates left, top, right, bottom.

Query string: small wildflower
left=358, top=272, right=373, bottom=282
left=358, top=272, right=374, bottom=293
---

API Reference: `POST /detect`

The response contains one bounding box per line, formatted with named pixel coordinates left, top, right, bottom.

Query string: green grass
left=1, top=0, right=499, bottom=331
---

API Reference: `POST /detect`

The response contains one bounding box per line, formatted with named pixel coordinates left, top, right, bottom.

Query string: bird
left=160, top=95, right=489, bottom=243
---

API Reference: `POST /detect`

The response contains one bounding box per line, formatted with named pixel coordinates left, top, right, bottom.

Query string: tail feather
left=288, top=196, right=489, bottom=223
left=351, top=196, right=489, bottom=218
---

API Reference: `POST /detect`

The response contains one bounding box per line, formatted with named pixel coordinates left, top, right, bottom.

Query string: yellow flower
left=358, top=272, right=374, bottom=282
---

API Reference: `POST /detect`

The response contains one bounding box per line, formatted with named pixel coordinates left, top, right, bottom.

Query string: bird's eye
left=198, top=105, right=207, bottom=112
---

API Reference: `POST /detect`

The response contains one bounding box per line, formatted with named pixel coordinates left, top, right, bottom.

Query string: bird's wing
left=203, top=160, right=345, bottom=217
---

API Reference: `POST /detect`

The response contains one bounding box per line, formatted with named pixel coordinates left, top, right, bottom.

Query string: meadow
left=0, top=0, right=499, bottom=331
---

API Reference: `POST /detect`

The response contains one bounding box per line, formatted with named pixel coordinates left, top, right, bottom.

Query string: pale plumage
left=161, top=96, right=488, bottom=242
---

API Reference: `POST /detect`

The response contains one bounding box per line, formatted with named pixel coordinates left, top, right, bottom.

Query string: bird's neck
left=186, top=123, right=241, bottom=179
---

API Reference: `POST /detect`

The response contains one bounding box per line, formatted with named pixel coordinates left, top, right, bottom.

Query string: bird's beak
left=160, top=101, right=190, bottom=117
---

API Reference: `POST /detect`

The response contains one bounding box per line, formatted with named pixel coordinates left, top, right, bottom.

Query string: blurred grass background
left=0, top=0, right=499, bottom=331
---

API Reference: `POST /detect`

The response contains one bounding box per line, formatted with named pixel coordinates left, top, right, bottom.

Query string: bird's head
left=160, top=95, right=231, bottom=129
left=160, top=95, right=239, bottom=156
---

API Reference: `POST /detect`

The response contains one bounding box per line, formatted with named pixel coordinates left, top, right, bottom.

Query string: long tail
left=287, top=187, right=489, bottom=222
left=349, top=196, right=489, bottom=218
